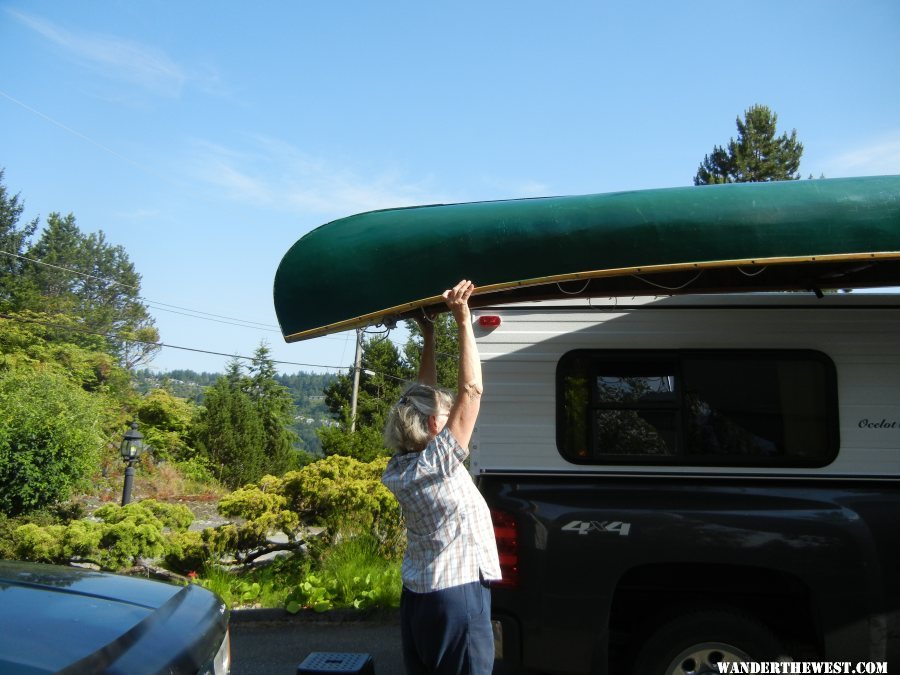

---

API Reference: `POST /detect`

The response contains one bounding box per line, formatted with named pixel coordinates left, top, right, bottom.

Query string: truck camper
left=471, top=292, right=900, bottom=674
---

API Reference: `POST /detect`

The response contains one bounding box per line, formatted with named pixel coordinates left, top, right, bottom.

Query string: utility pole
left=349, top=328, right=363, bottom=432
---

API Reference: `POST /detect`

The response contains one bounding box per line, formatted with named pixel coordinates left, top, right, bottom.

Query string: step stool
left=297, top=652, right=374, bottom=675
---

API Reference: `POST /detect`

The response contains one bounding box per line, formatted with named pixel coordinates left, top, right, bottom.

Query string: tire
left=632, top=609, right=782, bottom=675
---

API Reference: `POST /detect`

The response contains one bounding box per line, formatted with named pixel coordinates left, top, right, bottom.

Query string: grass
left=198, top=555, right=312, bottom=609
left=195, top=534, right=402, bottom=613
left=320, top=534, right=402, bottom=610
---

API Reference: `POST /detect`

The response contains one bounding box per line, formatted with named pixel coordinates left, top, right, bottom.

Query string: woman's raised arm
left=443, top=280, right=482, bottom=450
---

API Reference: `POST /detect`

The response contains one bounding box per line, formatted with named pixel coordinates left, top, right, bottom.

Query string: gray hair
left=383, top=383, right=453, bottom=453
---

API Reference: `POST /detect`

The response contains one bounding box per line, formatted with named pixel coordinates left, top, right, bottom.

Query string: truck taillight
left=491, top=509, right=520, bottom=588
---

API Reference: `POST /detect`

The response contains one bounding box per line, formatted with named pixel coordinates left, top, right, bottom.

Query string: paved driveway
left=230, top=610, right=403, bottom=675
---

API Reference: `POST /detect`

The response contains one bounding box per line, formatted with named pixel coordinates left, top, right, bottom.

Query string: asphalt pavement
left=230, top=609, right=403, bottom=675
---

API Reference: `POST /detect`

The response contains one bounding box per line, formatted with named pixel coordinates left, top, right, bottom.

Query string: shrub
left=280, top=455, right=403, bottom=558
left=164, top=530, right=211, bottom=574
left=0, top=368, right=106, bottom=516
left=135, top=389, right=199, bottom=462
left=208, top=482, right=301, bottom=564
left=11, top=499, right=195, bottom=572
left=173, top=456, right=218, bottom=486
left=193, top=455, right=403, bottom=570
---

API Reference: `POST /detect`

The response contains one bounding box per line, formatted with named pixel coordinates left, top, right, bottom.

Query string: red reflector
left=494, top=526, right=517, bottom=540
left=478, top=315, right=501, bottom=327
left=490, top=509, right=520, bottom=588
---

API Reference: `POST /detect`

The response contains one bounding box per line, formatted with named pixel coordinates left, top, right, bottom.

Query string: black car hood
left=0, top=561, right=198, bottom=674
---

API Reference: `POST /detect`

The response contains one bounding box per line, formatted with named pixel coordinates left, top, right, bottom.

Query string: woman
left=382, top=279, right=501, bottom=675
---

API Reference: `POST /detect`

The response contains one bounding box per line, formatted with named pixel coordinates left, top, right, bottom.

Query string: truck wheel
left=632, top=609, right=781, bottom=675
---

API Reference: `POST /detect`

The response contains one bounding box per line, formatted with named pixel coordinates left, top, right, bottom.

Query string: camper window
left=557, top=350, right=838, bottom=467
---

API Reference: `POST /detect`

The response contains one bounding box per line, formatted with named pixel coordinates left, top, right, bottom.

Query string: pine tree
left=320, top=328, right=414, bottom=459
left=323, top=332, right=411, bottom=433
left=247, top=343, right=298, bottom=475
left=192, top=359, right=266, bottom=488
left=11, top=210, right=160, bottom=368
left=694, top=105, right=803, bottom=185
left=404, top=313, right=459, bottom=390
left=319, top=315, right=463, bottom=460
left=0, top=169, right=39, bottom=307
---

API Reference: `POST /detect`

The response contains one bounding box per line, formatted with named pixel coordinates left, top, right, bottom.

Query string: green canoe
left=274, top=175, right=900, bottom=342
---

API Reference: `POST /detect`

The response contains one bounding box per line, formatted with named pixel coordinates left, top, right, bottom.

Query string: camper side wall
left=471, top=297, right=900, bottom=675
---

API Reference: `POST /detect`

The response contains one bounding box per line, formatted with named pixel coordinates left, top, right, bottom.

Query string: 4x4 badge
left=562, top=520, right=632, bottom=536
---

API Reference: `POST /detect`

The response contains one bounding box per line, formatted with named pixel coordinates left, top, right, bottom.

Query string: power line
left=1, top=249, right=456, bottom=355
left=142, top=302, right=281, bottom=332
left=1, top=249, right=281, bottom=331
left=1, top=312, right=338, bottom=372
left=0, top=311, right=411, bottom=381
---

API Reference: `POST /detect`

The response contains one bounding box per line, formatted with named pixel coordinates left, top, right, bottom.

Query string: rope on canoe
left=556, top=280, right=591, bottom=295
left=632, top=270, right=704, bottom=291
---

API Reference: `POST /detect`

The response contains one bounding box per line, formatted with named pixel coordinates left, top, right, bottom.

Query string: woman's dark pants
left=400, top=581, right=494, bottom=675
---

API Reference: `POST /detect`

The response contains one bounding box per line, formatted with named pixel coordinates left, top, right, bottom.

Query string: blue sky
left=2, top=1, right=899, bottom=375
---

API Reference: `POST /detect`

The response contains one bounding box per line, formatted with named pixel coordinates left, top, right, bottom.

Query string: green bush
left=95, top=499, right=194, bottom=532
left=0, top=368, right=106, bottom=516
left=93, top=501, right=192, bottom=569
left=206, top=482, right=300, bottom=564
left=164, top=529, right=213, bottom=574
left=280, top=455, right=403, bottom=558
left=199, top=455, right=403, bottom=567
left=11, top=499, right=196, bottom=571
left=173, top=456, right=218, bottom=485
left=135, top=389, right=199, bottom=462
left=0, top=505, right=83, bottom=560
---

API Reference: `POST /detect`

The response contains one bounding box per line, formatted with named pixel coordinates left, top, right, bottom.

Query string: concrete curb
left=230, top=607, right=400, bottom=624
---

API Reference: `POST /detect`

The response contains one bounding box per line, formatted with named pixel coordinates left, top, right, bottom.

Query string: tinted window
left=557, top=350, right=837, bottom=467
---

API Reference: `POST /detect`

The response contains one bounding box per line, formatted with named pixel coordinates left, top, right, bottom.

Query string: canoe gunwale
left=281, top=250, right=900, bottom=342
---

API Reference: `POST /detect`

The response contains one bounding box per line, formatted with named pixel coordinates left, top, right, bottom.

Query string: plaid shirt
left=382, top=427, right=502, bottom=593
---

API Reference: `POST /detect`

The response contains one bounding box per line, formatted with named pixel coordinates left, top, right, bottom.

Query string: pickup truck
left=469, top=293, right=900, bottom=674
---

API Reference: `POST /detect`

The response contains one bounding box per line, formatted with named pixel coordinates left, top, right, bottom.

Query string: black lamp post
left=119, top=421, right=144, bottom=506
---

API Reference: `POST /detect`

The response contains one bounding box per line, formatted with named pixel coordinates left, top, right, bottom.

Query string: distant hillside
left=133, top=369, right=218, bottom=402
left=134, top=369, right=339, bottom=454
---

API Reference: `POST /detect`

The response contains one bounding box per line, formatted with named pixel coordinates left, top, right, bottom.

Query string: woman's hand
left=442, top=279, right=475, bottom=323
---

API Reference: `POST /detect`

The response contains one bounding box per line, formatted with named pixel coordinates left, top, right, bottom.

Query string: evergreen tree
left=693, top=105, right=803, bottom=185
left=247, top=343, right=298, bottom=475
left=323, top=332, right=411, bottom=429
left=9, top=208, right=160, bottom=368
left=0, top=169, right=39, bottom=307
left=192, top=359, right=266, bottom=488
left=320, top=330, right=412, bottom=459
left=404, top=313, right=459, bottom=390
left=319, top=316, right=462, bottom=460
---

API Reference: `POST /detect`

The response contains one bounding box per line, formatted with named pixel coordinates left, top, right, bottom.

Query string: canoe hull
left=274, top=176, right=900, bottom=341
